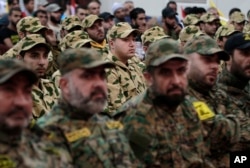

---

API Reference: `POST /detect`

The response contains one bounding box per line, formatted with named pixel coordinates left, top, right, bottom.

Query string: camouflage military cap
left=19, top=34, right=50, bottom=54
left=230, top=11, right=246, bottom=23
left=82, top=14, right=103, bottom=29
left=145, top=38, right=187, bottom=67
left=141, top=26, right=169, bottom=45
left=179, top=25, right=204, bottom=43
left=215, top=24, right=240, bottom=40
left=0, top=59, right=37, bottom=84
left=107, top=22, right=139, bottom=40
left=61, top=15, right=82, bottom=31
left=184, top=35, right=229, bottom=61
left=60, top=30, right=91, bottom=51
left=200, top=13, right=218, bottom=23
left=58, top=48, right=114, bottom=75
left=183, top=14, right=200, bottom=26
left=17, top=16, right=47, bottom=34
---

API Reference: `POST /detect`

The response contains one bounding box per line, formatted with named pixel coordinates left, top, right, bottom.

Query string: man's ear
left=59, top=77, right=70, bottom=99
left=143, top=71, right=153, bottom=87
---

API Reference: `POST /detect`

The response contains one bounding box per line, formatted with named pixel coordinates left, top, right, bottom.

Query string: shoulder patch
left=192, top=101, right=215, bottom=120
left=106, top=121, right=124, bottom=130
left=0, top=155, right=16, bottom=168
left=65, top=128, right=91, bottom=143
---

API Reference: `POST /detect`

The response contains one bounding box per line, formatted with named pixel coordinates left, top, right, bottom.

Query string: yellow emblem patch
left=192, top=101, right=215, bottom=120
left=244, top=33, right=250, bottom=40
left=0, top=155, right=16, bottom=168
left=106, top=121, right=124, bottom=130
left=65, top=128, right=91, bottom=143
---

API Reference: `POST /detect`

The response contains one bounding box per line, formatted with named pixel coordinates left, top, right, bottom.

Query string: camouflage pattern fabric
left=16, top=16, right=47, bottom=34
left=179, top=25, right=204, bottom=43
left=183, top=14, right=200, bottom=26
left=0, top=127, right=72, bottom=168
left=188, top=80, right=242, bottom=168
left=41, top=99, right=142, bottom=167
left=200, top=13, right=218, bottom=23
left=215, top=24, right=239, bottom=40
left=82, top=14, right=103, bottom=29
left=61, top=15, right=82, bottom=31
left=107, top=22, right=139, bottom=41
left=120, top=90, right=214, bottom=167
left=105, top=52, right=146, bottom=114
left=1, top=41, right=22, bottom=59
left=141, top=26, right=169, bottom=45
left=60, top=30, right=91, bottom=51
left=51, top=70, right=61, bottom=88
left=243, top=22, right=250, bottom=33
left=230, top=12, right=246, bottom=23
left=32, top=79, right=60, bottom=119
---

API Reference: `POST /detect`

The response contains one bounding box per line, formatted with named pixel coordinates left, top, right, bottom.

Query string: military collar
left=219, top=68, right=249, bottom=90
left=107, top=53, right=134, bottom=69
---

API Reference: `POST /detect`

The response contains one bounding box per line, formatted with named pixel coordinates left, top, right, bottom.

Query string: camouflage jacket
left=51, top=69, right=61, bottom=88
left=41, top=99, right=141, bottom=168
left=121, top=89, right=214, bottom=168
left=218, top=68, right=250, bottom=116
left=32, top=79, right=60, bottom=119
left=105, top=53, right=146, bottom=114
left=0, top=127, right=72, bottom=168
left=188, top=80, right=242, bottom=167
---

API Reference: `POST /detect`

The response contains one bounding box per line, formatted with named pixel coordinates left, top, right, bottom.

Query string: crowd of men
left=0, top=0, right=249, bottom=167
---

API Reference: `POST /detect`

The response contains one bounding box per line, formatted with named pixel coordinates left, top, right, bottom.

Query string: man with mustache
left=17, top=34, right=59, bottom=120
left=0, top=59, right=71, bottom=167
left=82, top=15, right=109, bottom=58
left=105, top=22, right=146, bottom=114
left=119, top=39, right=215, bottom=167
left=41, top=48, right=141, bottom=167
left=184, top=35, right=246, bottom=168
left=218, top=32, right=250, bottom=114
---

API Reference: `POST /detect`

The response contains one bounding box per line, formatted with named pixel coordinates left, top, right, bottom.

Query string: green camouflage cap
left=215, top=24, right=240, bottom=40
left=60, top=30, right=91, bottom=51
left=183, top=14, right=200, bottom=26
left=145, top=38, right=187, bottom=67
left=17, top=16, right=47, bottom=34
left=19, top=34, right=50, bottom=54
left=230, top=11, right=245, bottom=23
left=141, top=26, right=169, bottom=45
left=82, top=14, right=103, bottom=29
left=200, top=13, right=218, bottom=23
left=58, top=48, right=114, bottom=75
left=179, top=25, right=204, bottom=43
left=183, top=35, right=229, bottom=61
left=107, top=22, right=139, bottom=40
left=61, top=15, right=82, bottom=31
left=0, top=59, right=37, bottom=84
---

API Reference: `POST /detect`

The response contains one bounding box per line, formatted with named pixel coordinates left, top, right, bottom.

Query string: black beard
left=50, top=15, right=61, bottom=24
left=153, top=93, right=185, bottom=109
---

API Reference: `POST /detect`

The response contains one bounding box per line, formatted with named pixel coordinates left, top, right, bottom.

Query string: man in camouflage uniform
left=82, top=14, right=109, bottom=58
left=53, top=30, right=92, bottom=88
left=41, top=48, right=141, bottom=167
left=105, top=22, right=146, bottom=114
left=218, top=32, right=250, bottom=115
left=17, top=34, right=60, bottom=120
left=200, top=13, right=220, bottom=38
left=230, top=11, right=246, bottom=32
left=141, top=26, right=169, bottom=52
left=179, top=25, right=204, bottom=47
left=184, top=35, right=245, bottom=168
left=215, top=24, right=240, bottom=49
left=183, top=14, right=201, bottom=27
left=2, top=16, right=60, bottom=78
left=119, top=39, right=214, bottom=167
left=60, top=15, right=82, bottom=39
left=0, top=59, right=71, bottom=167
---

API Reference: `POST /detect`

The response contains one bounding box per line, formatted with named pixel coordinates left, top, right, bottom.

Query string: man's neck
left=7, top=23, right=16, bottom=31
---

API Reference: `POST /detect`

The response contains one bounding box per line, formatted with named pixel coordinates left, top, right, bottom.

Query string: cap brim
left=21, top=43, right=50, bottom=52
left=88, top=18, right=103, bottom=28
left=120, top=29, right=140, bottom=38
left=0, top=68, right=38, bottom=85
left=237, top=42, right=250, bottom=50
left=199, top=49, right=229, bottom=61
left=150, top=54, right=188, bottom=66
left=30, top=26, right=48, bottom=33
left=83, top=60, right=115, bottom=69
